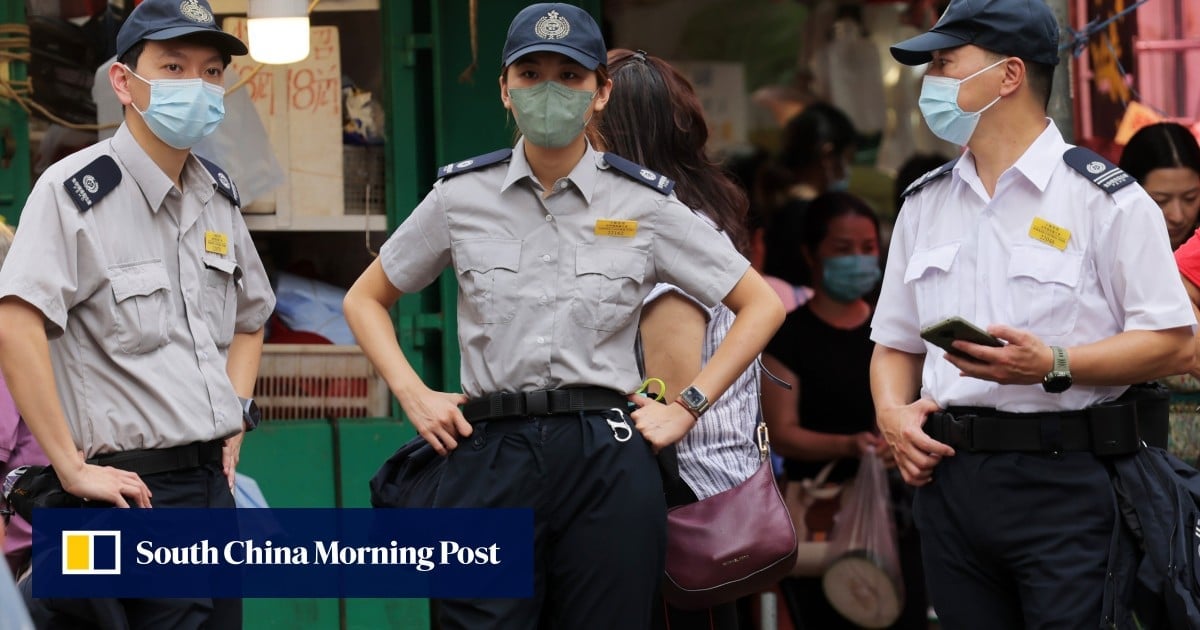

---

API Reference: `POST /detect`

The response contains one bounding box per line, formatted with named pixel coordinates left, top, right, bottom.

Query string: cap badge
left=179, top=0, right=214, bottom=24
left=1086, top=161, right=1106, bottom=174
left=534, top=10, right=570, bottom=40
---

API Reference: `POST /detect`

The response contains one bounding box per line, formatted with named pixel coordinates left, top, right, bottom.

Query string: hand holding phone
left=919, top=316, right=1004, bottom=359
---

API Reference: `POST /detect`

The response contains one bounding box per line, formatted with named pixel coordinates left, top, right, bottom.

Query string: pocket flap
left=904, top=242, right=960, bottom=284
left=575, top=246, right=647, bottom=282
left=202, top=254, right=241, bottom=280
left=110, top=262, right=170, bottom=302
left=1007, top=245, right=1083, bottom=287
left=454, top=239, right=522, bottom=274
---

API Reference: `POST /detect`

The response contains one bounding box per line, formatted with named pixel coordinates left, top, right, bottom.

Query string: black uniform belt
left=926, top=400, right=1142, bottom=455
left=463, top=387, right=627, bottom=422
left=88, top=440, right=224, bottom=476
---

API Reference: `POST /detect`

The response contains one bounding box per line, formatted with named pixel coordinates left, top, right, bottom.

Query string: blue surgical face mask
left=918, top=58, right=1006, bottom=146
left=507, top=80, right=596, bottom=149
left=124, top=64, right=225, bottom=149
left=822, top=254, right=881, bottom=303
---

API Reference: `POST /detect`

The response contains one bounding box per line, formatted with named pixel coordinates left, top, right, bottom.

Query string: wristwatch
left=239, top=397, right=262, bottom=432
left=1041, top=346, right=1073, bottom=394
left=676, top=385, right=711, bottom=418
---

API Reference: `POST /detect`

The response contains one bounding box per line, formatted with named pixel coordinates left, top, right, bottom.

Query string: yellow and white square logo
left=62, top=531, right=121, bottom=575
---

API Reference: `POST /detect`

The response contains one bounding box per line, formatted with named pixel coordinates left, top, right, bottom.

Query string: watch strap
left=1050, top=346, right=1069, bottom=374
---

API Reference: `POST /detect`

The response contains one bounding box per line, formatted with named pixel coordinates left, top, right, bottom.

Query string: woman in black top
left=763, top=192, right=923, bottom=628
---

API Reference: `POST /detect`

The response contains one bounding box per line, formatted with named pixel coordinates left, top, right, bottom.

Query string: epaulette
left=437, top=149, right=513, bottom=180
left=901, top=157, right=959, bottom=199
left=197, top=156, right=241, bottom=207
left=602, top=153, right=675, bottom=195
left=63, top=155, right=122, bottom=213
left=1063, top=147, right=1135, bottom=194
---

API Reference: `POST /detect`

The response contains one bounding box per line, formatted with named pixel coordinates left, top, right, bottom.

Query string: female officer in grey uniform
left=343, top=3, right=784, bottom=629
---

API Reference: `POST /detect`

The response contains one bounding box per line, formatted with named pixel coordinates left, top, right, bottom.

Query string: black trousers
left=432, top=409, right=667, bottom=630
left=914, top=451, right=1114, bottom=629
left=22, top=460, right=241, bottom=630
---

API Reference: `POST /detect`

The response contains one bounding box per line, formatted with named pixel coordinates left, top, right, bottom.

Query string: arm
left=221, top=327, right=264, bottom=488
left=870, top=344, right=951, bottom=486
left=343, top=258, right=470, bottom=455
left=1183, top=275, right=1200, bottom=379
left=633, top=292, right=706, bottom=450
left=629, top=268, right=785, bottom=446
left=760, top=354, right=874, bottom=461
left=0, top=297, right=150, bottom=507
left=948, top=325, right=1194, bottom=386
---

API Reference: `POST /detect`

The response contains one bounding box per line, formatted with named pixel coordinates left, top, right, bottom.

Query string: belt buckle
left=944, top=414, right=973, bottom=451
left=525, top=390, right=550, bottom=416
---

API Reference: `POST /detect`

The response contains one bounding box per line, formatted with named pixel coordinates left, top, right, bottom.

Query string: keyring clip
left=605, top=408, right=633, bottom=442
left=636, top=378, right=667, bottom=402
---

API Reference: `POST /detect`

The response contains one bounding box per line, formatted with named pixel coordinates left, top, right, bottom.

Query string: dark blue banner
left=31, top=508, right=533, bottom=598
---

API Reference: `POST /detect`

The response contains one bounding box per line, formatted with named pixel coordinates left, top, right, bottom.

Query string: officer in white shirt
left=870, top=0, right=1195, bottom=626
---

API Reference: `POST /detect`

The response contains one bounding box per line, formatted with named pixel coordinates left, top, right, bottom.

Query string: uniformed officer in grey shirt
left=343, top=4, right=784, bottom=629
left=0, top=0, right=273, bottom=627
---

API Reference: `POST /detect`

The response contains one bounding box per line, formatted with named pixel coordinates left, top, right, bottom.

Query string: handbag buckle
left=756, top=423, right=770, bottom=461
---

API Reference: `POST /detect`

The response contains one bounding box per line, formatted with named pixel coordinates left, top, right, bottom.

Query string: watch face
left=681, top=387, right=705, bottom=408
left=1042, top=374, right=1072, bottom=394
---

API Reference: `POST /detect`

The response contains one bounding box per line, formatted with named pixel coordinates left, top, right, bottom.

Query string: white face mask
left=917, top=58, right=1006, bottom=146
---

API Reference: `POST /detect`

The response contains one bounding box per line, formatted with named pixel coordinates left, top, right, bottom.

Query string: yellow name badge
left=1028, top=217, right=1071, bottom=251
left=204, top=231, right=229, bottom=256
left=594, top=219, right=638, bottom=238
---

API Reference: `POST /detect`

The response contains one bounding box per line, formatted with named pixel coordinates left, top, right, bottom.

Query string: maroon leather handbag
left=662, top=422, right=799, bottom=610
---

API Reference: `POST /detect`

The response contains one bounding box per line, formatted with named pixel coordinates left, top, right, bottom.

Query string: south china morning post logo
left=61, top=530, right=121, bottom=575
left=34, top=508, right=533, bottom=598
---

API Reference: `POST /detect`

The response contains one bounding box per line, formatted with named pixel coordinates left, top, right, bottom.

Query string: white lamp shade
left=247, top=0, right=310, bottom=65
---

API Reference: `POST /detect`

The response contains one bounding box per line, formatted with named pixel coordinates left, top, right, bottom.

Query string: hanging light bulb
left=247, top=0, right=311, bottom=64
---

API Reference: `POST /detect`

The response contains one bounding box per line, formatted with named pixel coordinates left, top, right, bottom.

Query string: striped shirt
left=644, top=282, right=761, bottom=499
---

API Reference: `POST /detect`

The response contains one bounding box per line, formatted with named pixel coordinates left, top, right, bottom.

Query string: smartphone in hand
left=919, top=316, right=1004, bottom=358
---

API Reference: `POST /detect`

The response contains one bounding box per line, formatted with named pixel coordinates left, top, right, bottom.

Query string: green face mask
left=507, top=81, right=595, bottom=149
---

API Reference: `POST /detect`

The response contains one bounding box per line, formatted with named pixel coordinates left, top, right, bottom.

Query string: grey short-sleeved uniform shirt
left=0, top=124, right=275, bottom=457
left=380, top=139, right=750, bottom=399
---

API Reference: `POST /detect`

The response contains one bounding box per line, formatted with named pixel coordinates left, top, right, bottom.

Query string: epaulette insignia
left=1063, top=147, right=1135, bottom=194
left=901, top=157, right=959, bottom=199
left=602, top=152, right=675, bottom=195
left=197, top=156, right=240, bottom=207
left=63, top=155, right=121, bottom=213
left=437, top=149, right=513, bottom=180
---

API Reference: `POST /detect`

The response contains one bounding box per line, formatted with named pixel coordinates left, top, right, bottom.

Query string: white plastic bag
left=821, top=447, right=904, bottom=628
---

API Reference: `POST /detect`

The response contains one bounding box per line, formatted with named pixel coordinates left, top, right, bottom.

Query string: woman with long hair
left=591, top=48, right=763, bottom=629
left=342, top=7, right=784, bottom=628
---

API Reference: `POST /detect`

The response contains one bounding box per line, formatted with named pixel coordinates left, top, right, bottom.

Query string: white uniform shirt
left=871, top=121, right=1195, bottom=412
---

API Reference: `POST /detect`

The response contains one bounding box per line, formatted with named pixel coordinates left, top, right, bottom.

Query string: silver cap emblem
left=1086, top=161, right=1106, bottom=174
left=180, top=0, right=213, bottom=24
left=535, top=10, right=570, bottom=40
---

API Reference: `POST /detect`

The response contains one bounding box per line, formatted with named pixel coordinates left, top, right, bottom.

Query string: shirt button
left=537, top=336, right=545, bottom=344
left=545, top=215, right=553, bottom=222
left=541, top=254, right=551, bottom=262
left=198, top=351, right=208, bottom=360
left=539, top=295, right=548, bottom=304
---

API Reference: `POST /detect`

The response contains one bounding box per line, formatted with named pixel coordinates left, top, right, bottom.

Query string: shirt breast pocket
left=570, top=245, right=647, bottom=332
left=453, top=239, right=522, bottom=324
left=903, top=242, right=961, bottom=326
left=1007, top=245, right=1083, bottom=338
left=109, top=260, right=173, bottom=354
left=202, top=255, right=241, bottom=348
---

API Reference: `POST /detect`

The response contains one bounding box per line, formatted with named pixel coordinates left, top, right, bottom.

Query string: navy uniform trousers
left=433, top=409, right=667, bottom=630
left=21, top=460, right=241, bottom=630
left=914, top=450, right=1115, bottom=629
